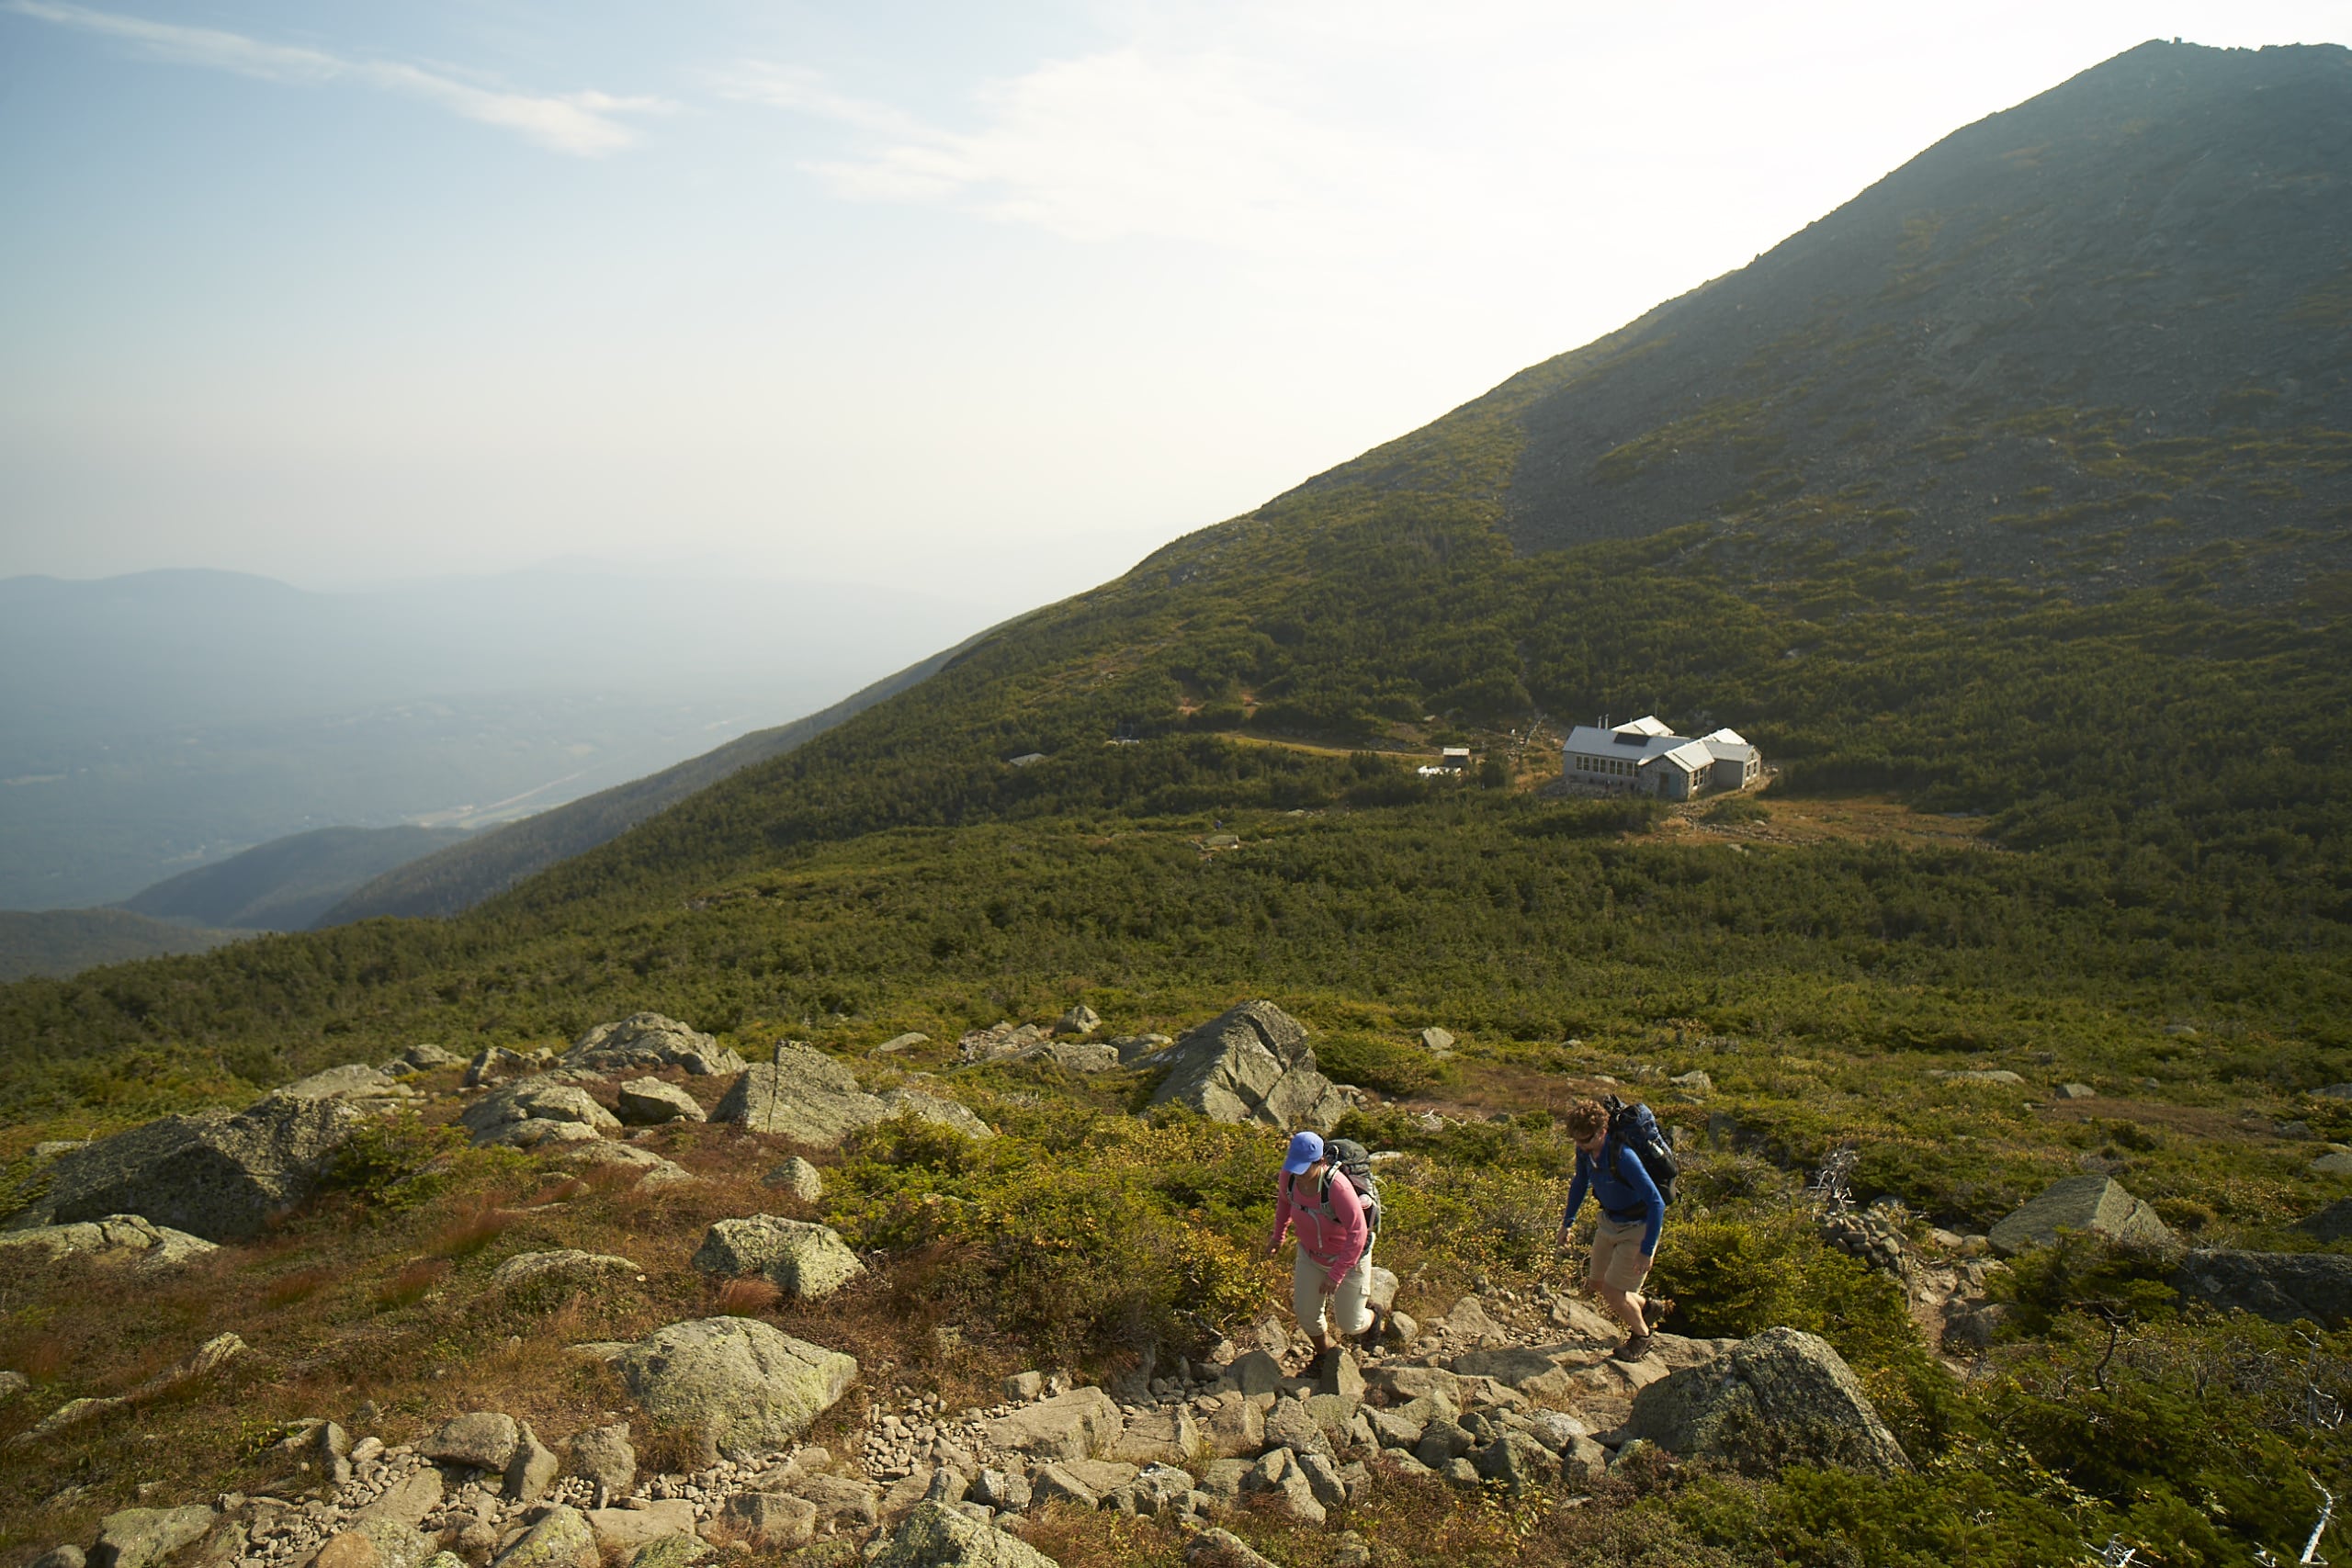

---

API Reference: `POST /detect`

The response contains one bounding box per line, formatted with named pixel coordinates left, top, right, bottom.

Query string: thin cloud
left=725, top=46, right=1457, bottom=255
left=8, top=0, right=664, bottom=156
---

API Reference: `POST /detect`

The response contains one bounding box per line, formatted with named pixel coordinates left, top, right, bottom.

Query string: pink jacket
left=1271, top=1168, right=1369, bottom=1278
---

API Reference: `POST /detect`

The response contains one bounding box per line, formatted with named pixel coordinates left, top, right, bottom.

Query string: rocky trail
left=6, top=1003, right=2346, bottom=1568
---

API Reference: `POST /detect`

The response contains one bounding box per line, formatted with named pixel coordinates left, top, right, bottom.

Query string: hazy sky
left=3, top=2, right=2343, bottom=610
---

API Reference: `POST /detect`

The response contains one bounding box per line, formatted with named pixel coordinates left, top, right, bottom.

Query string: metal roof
left=1658, top=739, right=1713, bottom=773
left=1566, top=721, right=1763, bottom=772
left=1562, top=724, right=1687, bottom=765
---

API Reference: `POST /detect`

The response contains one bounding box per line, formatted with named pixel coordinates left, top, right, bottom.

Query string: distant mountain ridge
left=319, top=625, right=1012, bottom=924
left=0, top=566, right=998, bottom=908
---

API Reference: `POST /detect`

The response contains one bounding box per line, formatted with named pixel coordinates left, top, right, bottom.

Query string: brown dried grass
left=714, top=1278, right=781, bottom=1316
left=376, top=1256, right=451, bottom=1307
left=262, top=1264, right=339, bottom=1309
left=429, top=1201, right=514, bottom=1258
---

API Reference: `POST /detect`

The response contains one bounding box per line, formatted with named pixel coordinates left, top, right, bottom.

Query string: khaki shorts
left=1589, top=1216, right=1653, bottom=1293
left=1294, top=1246, right=1375, bottom=1339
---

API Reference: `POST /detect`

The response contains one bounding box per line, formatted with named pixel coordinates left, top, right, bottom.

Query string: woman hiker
left=1264, top=1130, right=1380, bottom=1364
left=1556, top=1099, right=1674, bottom=1359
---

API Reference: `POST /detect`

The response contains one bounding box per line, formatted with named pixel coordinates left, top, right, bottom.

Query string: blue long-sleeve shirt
left=1562, top=1135, right=1665, bottom=1256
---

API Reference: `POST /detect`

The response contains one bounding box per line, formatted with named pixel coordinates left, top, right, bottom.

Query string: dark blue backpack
left=1603, top=1094, right=1679, bottom=1205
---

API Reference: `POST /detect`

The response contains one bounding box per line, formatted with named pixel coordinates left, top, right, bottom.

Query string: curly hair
left=1562, top=1099, right=1607, bottom=1141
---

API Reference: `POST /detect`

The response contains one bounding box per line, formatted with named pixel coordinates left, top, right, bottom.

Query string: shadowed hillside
left=118, top=825, right=471, bottom=931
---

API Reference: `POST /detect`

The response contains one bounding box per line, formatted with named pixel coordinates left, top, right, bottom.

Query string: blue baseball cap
left=1283, top=1130, right=1325, bottom=1174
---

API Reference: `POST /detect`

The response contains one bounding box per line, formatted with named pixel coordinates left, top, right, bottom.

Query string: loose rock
left=1987, top=1176, right=2176, bottom=1258
left=565, top=1423, right=636, bottom=1495
left=491, top=1250, right=641, bottom=1292
left=1623, top=1325, right=1909, bottom=1476
left=614, top=1317, right=857, bottom=1461
left=761, top=1157, right=824, bottom=1201
left=691, top=1216, right=865, bottom=1300
left=486, top=1506, right=594, bottom=1568
left=92, top=1507, right=216, bottom=1568
left=615, top=1079, right=707, bottom=1126
left=39, top=1094, right=364, bottom=1242
left=1148, top=1001, right=1350, bottom=1129
left=866, top=1501, right=1058, bottom=1568
left=0, top=1214, right=218, bottom=1272
left=567, top=1015, right=746, bottom=1077
left=420, top=1413, right=521, bottom=1472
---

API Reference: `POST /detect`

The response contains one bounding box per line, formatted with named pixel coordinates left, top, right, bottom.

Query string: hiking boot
left=1358, top=1303, right=1392, bottom=1348
left=1645, top=1296, right=1678, bottom=1328
left=1613, top=1332, right=1654, bottom=1361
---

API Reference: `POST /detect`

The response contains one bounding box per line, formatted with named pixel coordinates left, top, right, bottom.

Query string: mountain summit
left=1298, top=40, right=2351, bottom=602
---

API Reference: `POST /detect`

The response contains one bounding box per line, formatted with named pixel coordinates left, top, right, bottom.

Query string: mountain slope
left=3, top=40, right=2348, bottom=1107
left=317, top=627, right=1011, bottom=924
left=1305, top=41, right=2352, bottom=604
left=115, top=825, right=472, bottom=931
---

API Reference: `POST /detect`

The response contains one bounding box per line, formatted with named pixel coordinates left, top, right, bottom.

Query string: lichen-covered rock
left=623, top=1539, right=707, bottom=1568
left=582, top=1502, right=695, bottom=1552
left=279, top=1065, right=419, bottom=1109
left=491, top=1250, right=641, bottom=1292
left=878, top=1088, right=996, bottom=1141
left=39, top=1093, right=364, bottom=1242
left=982, top=1386, right=1124, bottom=1462
left=957, top=1023, right=1049, bottom=1064
left=1264, top=1397, right=1332, bottom=1460
left=351, top=1472, right=443, bottom=1529
left=781, top=1472, right=881, bottom=1528
left=1108, top=1406, right=1201, bottom=1466
left=92, top=1507, right=216, bottom=1568
left=714, top=1048, right=888, bottom=1144
left=1185, top=1529, right=1279, bottom=1568
left=1148, top=1001, right=1349, bottom=1128
left=2173, top=1248, right=2352, bottom=1327
left=762, top=1156, right=824, bottom=1201
left=459, top=1079, right=620, bottom=1147
left=309, top=1517, right=433, bottom=1568
left=866, top=1502, right=1058, bottom=1568
left=1623, top=1325, right=1909, bottom=1475
left=615, top=1317, right=857, bottom=1462
left=615, top=1079, right=707, bottom=1125
left=553, top=1142, right=695, bottom=1186
left=718, top=1493, right=816, bottom=1549
left=420, top=1412, right=520, bottom=1471
left=1987, top=1176, right=2176, bottom=1258
left=567, top=1015, right=746, bottom=1077
left=692, top=1216, right=865, bottom=1300
left=504, top=1422, right=559, bottom=1502
left=487, top=1506, right=594, bottom=1568
left=465, top=1048, right=530, bottom=1088
left=0, top=1214, right=218, bottom=1272
left=565, top=1422, right=636, bottom=1494
left=1200, top=1393, right=1265, bottom=1455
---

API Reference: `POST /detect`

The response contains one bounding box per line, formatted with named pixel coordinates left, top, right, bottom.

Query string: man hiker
left=1556, top=1098, right=1673, bottom=1359
left=1265, top=1130, right=1379, bottom=1359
